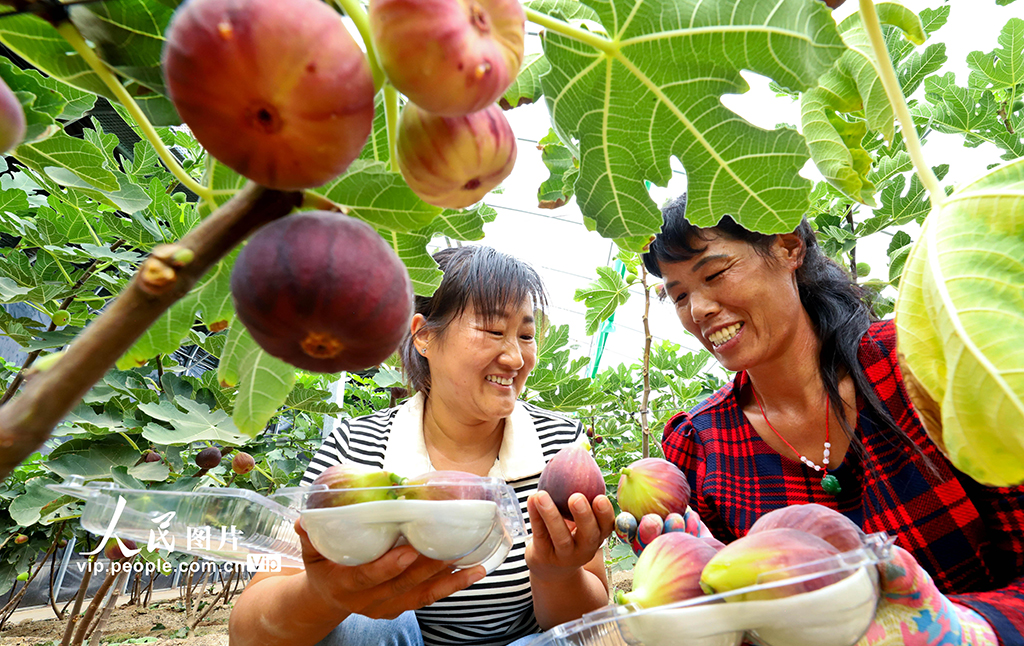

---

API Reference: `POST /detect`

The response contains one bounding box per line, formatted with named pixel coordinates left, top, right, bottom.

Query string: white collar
left=382, top=392, right=547, bottom=481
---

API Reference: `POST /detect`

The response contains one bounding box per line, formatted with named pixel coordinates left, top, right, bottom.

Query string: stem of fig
left=331, top=0, right=385, bottom=92
left=524, top=8, right=615, bottom=54
left=857, top=0, right=942, bottom=210
left=384, top=85, right=401, bottom=173
left=54, top=21, right=215, bottom=205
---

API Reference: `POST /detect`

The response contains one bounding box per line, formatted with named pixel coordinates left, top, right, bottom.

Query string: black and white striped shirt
left=300, top=393, right=584, bottom=646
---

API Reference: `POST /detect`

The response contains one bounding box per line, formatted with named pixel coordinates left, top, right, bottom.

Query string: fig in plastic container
left=748, top=503, right=863, bottom=553
left=0, top=77, right=25, bottom=154
left=616, top=532, right=718, bottom=608
left=699, top=528, right=844, bottom=601
left=369, top=0, right=524, bottom=117
left=306, top=464, right=402, bottom=509
left=162, top=0, right=374, bottom=190
left=400, top=470, right=488, bottom=501
left=231, top=211, right=414, bottom=373
left=537, top=443, right=606, bottom=519
left=617, top=458, right=691, bottom=518
left=397, top=102, right=517, bottom=209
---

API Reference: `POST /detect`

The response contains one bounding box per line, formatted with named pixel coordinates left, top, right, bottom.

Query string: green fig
left=699, top=528, right=843, bottom=601
left=307, top=464, right=402, bottom=508
left=616, top=532, right=718, bottom=608
left=617, top=458, right=690, bottom=518
left=400, top=470, right=488, bottom=501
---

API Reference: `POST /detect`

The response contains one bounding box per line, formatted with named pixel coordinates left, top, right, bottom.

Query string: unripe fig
left=700, top=528, right=844, bottom=601
left=397, top=103, right=516, bottom=209
left=537, top=443, right=606, bottom=519
left=307, top=464, right=402, bottom=509
left=51, top=310, right=70, bottom=326
left=15, top=572, right=28, bottom=582
left=232, top=451, right=256, bottom=475
left=104, top=538, right=138, bottom=561
left=748, top=503, right=863, bottom=553
left=615, top=532, right=718, bottom=608
left=0, top=77, right=25, bottom=153
left=617, top=458, right=690, bottom=519
left=400, top=470, right=488, bottom=501
left=195, top=446, right=222, bottom=470
left=369, top=0, right=524, bottom=117
left=231, top=211, right=414, bottom=373
left=163, top=0, right=374, bottom=190
left=13, top=534, right=27, bottom=545
left=172, top=192, right=188, bottom=204
left=142, top=450, right=162, bottom=463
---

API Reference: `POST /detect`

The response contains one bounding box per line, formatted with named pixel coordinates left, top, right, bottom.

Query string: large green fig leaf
left=895, top=157, right=1024, bottom=487
left=216, top=324, right=295, bottom=438
left=140, top=398, right=252, bottom=445
left=574, top=265, right=630, bottom=336
left=540, top=0, right=847, bottom=245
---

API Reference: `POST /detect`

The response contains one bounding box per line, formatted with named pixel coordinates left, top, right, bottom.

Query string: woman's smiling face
left=657, top=231, right=805, bottom=373
left=421, top=298, right=538, bottom=424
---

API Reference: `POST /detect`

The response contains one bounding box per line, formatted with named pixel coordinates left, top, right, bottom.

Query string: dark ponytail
left=643, top=194, right=929, bottom=464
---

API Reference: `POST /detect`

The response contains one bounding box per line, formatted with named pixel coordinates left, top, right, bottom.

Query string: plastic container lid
left=534, top=532, right=894, bottom=646
left=48, top=473, right=526, bottom=574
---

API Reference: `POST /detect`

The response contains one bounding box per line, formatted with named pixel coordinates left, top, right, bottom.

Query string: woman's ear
left=775, top=233, right=806, bottom=270
left=410, top=314, right=430, bottom=355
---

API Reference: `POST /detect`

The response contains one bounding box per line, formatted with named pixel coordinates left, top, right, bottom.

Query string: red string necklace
left=751, top=386, right=842, bottom=495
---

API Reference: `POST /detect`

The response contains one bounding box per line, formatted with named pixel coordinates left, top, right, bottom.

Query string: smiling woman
left=229, top=246, right=615, bottom=646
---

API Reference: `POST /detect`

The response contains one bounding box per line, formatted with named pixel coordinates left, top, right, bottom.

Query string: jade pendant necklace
left=752, top=388, right=842, bottom=496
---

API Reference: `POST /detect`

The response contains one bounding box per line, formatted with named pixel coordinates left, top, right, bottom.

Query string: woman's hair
left=400, top=246, right=547, bottom=394
left=642, top=193, right=928, bottom=464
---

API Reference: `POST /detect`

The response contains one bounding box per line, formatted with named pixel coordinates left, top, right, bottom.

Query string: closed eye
left=707, top=269, right=726, bottom=282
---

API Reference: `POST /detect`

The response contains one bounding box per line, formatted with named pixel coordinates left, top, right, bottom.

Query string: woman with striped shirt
left=230, top=246, right=615, bottom=646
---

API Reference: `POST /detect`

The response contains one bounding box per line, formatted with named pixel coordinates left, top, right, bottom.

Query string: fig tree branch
left=523, top=8, right=614, bottom=54
left=54, top=21, right=216, bottom=204
left=0, top=184, right=303, bottom=482
left=639, top=263, right=652, bottom=459
left=858, top=0, right=942, bottom=209
left=331, top=0, right=385, bottom=91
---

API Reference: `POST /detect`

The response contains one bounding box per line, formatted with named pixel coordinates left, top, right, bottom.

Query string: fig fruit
left=537, top=443, right=606, bottom=519
left=369, top=0, right=524, bottom=117
left=15, top=572, right=28, bottom=582
left=397, top=102, right=517, bottom=209
left=699, top=528, right=844, bottom=601
left=195, top=446, right=222, bottom=470
left=617, top=458, right=691, bottom=519
left=51, top=310, right=70, bottom=327
left=748, top=503, right=863, bottom=553
left=231, top=211, right=414, bottom=373
left=104, top=538, right=138, bottom=561
left=13, top=534, right=27, bottom=545
left=615, top=532, right=718, bottom=608
left=162, top=0, right=374, bottom=190
left=232, top=451, right=256, bottom=475
left=400, top=470, right=488, bottom=501
left=0, top=77, right=25, bottom=153
left=306, top=464, right=402, bottom=509
left=142, top=450, right=162, bottom=463
left=636, top=513, right=664, bottom=552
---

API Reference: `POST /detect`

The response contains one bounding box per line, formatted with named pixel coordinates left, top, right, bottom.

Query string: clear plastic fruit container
left=272, top=477, right=526, bottom=572
left=534, top=532, right=894, bottom=646
left=48, top=474, right=526, bottom=574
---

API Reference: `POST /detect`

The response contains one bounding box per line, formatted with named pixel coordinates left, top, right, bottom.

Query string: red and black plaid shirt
left=663, top=320, right=1024, bottom=644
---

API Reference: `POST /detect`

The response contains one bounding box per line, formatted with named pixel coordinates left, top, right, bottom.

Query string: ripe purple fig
left=13, top=534, right=27, bottom=545
left=369, top=0, right=524, bottom=117
left=232, top=451, right=256, bottom=475
left=749, top=503, right=863, bottom=553
left=0, top=77, right=26, bottom=153
left=163, top=0, right=375, bottom=190
left=104, top=538, right=138, bottom=561
left=400, top=470, right=488, bottom=501
left=616, top=532, right=718, bottom=608
left=142, top=450, right=162, bottom=463
left=195, top=446, right=222, bottom=470
left=537, top=443, right=606, bottom=520
left=699, top=528, right=844, bottom=601
left=306, top=464, right=402, bottom=509
left=231, top=211, right=414, bottom=373
left=617, top=458, right=691, bottom=519
left=397, top=102, right=517, bottom=209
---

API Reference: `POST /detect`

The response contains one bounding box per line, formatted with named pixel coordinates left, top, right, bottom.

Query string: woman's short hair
left=399, top=246, right=547, bottom=393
